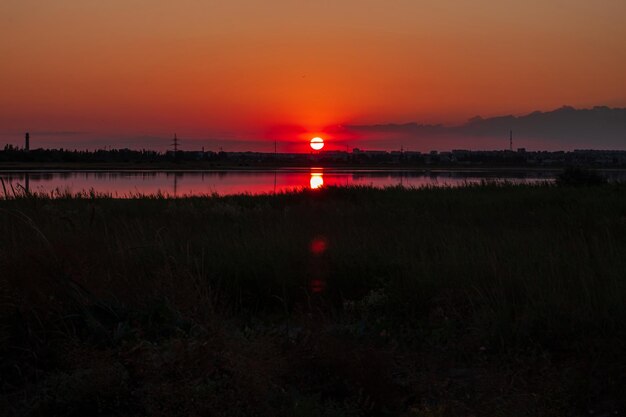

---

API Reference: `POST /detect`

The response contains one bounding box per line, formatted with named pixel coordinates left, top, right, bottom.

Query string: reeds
left=1, top=183, right=625, bottom=416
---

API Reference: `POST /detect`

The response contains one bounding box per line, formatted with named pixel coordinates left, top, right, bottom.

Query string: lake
left=0, top=168, right=623, bottom=197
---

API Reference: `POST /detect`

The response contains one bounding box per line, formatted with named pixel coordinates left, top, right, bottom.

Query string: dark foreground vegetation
left=1, top=184, right=625, bottom=416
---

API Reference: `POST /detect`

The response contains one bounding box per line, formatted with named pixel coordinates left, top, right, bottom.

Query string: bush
left=556, top=167, right=608, bottom=186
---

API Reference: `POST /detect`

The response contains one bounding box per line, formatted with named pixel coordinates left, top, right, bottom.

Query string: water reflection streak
left=0, top=168, right=602, bottom=198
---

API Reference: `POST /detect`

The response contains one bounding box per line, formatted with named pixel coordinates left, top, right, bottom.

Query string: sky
left=1, top=0, right=625, bottom=151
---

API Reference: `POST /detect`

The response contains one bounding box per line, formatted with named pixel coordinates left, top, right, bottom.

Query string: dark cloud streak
left=346, top=106, right=626, bottom=150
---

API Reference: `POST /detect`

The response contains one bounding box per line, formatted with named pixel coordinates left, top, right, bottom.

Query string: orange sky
left=1, top=0, right=625, bottom=150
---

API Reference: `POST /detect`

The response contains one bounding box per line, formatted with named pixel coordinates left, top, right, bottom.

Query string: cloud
left=346, top=106, right=626, bottom=150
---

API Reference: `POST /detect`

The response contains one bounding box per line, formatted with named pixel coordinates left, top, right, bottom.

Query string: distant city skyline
left=2, top=105, right=625, bottom=152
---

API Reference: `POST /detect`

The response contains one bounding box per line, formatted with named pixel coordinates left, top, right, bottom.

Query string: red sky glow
left=1, top=0, right=625, bottom=151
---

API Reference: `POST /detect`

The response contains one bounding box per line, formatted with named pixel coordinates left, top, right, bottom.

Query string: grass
left=1, top=183, right=626, bottom=416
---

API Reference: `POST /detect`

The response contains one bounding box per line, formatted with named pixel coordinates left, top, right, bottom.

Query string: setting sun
left=310, top=137, right=324, bottom=151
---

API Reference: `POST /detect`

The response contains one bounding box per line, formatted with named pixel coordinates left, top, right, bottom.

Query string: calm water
left=0, top=168, right=622, bottom=197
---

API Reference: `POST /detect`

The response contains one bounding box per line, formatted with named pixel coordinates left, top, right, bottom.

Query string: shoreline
left=0, top=162, right=617, bottom=173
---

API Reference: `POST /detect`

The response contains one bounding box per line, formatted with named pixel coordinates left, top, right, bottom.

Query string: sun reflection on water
left=310, top=173, right=324, bottom=189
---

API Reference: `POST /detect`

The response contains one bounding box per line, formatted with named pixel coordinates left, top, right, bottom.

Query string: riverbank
left=1, top=184, right=625, bottom=416
left=0, top=160, right=574, bottom=172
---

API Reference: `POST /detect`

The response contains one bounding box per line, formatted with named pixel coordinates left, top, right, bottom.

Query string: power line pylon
left=171, top=133, right=180, bottom=154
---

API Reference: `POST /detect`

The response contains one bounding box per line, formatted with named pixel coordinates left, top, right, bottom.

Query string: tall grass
left=1, top=183, right=625, bottom=416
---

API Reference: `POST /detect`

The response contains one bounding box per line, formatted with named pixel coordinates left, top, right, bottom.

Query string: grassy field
left=1, top=184, right=625, bottom=416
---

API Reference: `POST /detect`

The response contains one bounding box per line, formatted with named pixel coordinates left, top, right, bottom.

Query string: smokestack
left=25, top=132, right=30, bottom=151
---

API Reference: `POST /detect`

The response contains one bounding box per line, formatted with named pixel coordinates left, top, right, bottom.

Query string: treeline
left=0, top=145, right=216, bottom=163
left=2, top=144, right=626, bottom=167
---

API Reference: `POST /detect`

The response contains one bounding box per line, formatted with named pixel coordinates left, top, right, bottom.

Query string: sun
left=310, top=137, right=324, bottom=151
